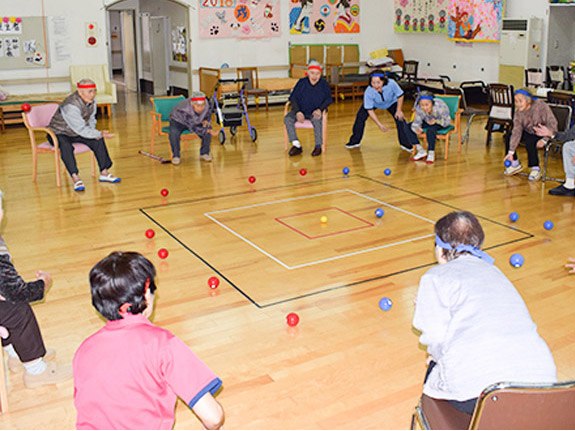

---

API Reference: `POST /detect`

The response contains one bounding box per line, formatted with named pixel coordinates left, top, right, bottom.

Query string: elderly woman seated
left=503, top=89, right=557, bottom=181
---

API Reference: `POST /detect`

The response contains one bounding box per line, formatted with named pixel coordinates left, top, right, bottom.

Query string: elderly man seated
left=534, top=122, right=575, bottom=196
left=48, top=79, right=120, bottom=192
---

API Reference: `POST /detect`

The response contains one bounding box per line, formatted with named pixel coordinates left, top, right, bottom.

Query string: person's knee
left=563, top=140, right=575, bottom=155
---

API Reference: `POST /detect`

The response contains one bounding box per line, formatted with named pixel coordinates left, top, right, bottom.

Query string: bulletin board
left=0, top=16, right=49, bottom=70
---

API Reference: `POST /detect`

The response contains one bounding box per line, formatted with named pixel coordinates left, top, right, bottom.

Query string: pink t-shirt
left=73, top=314, right=222, bottom=430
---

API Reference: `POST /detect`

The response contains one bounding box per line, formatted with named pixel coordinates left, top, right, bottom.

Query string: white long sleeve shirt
left=413, top=255, right=556, bottom=401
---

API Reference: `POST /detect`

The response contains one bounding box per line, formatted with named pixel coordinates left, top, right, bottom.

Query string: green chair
left=149, top=96, right=196, bottom=154
left=417, top=95, right=462, bottom=160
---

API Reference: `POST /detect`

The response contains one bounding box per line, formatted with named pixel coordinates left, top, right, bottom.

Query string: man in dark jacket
left=534, top=123, right=575, bottom=196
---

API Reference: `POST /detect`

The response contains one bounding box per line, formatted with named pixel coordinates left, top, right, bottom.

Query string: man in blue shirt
left=284, top=60, right=333, bottom=157
left=345, top=69, right=417, bottom=152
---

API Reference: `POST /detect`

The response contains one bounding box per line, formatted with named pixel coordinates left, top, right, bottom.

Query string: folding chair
left=411, top=380, right=575, bottom=430
left=399, top=60, right=419, bottom=98
left=444, top=83, right=488, bottom=145
left=326, top=63, right=355, bottom=103
left=525, top=68, right=544, bottom=88
left=543, top=103, right=572, bottom=183
left=547, top=91, right=575, bottom=127
left=417, top=95, right=462, bottom=160
left=546, top=65, right=567, bottom=90
left=237, top=67, right=269, bottom=111
left=485, top=83, right=514, bottom=146
left=283, top=102, right=328, bottom=153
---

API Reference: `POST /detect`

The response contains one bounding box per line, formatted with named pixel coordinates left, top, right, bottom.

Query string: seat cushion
left=423, top=125, right=455, bottom=135
left=295, top=120, right=314, bottom=129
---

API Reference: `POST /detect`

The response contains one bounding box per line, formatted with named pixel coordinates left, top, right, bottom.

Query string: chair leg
left=91, top=153, right=97, bottom=177
left=445, top=135, right=450, bottom=160
left=150, top=121, right=156, bottom=153
left=463, top=114, right=475, bottom=145
left=543, top=147, right=550, bottom=183
left=265, top=92, right=269, bottom=111
left=32, top=150, right=38, bottom=183
left=54, top=149, right=62, bottom=187
left=0, top=347, right=9, bottom=414
left=284, top=125, right=289, bottom=151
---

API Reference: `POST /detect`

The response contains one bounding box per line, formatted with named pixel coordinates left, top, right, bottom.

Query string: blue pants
left=347, top=102, right=417, bottom=148
left=406, top=121, right=444, bottom=152
left=169, top=119, right=211, bottom=158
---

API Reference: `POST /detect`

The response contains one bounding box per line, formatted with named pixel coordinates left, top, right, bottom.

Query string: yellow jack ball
left=320, top=216, right=327, bottom=223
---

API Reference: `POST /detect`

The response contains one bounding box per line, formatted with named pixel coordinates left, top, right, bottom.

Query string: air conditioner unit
left=499, top=18, right=543, bottom=89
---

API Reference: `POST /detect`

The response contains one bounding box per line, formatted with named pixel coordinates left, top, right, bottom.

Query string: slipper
left=99, top=174, right=121, bottom=183
left=73, top=180, right=85, bottom=192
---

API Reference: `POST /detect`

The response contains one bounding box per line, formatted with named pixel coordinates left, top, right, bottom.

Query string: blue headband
left=514, top=89, right=533, bottom=99
left=435, top=234, right=495, bottom=265
left=419, top=95, right=434, bottom=102
left=371, top=73, right=386, bottom=78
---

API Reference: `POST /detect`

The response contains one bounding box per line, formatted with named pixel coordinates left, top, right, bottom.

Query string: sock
left=23, top=358, right=47, bottom=376
left=3, top=344, right=18, bottom=359
left=564, top=178, right=575, bottom=189
left=512, top=160, right=520, bottom=167
left=531, top=166, right=540, bottom=171
left=416, top=144, right=424, bottom=152
left=428, top=150, right=435, bottom=155
left=292, top=140, right=301, bottom=148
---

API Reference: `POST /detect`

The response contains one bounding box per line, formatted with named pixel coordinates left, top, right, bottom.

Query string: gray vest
left=49, top=92, right=96, bottom=136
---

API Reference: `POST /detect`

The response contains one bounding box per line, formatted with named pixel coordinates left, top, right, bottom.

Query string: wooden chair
left=547, top=91, right=575, bottom=127
left=326, top=63, right=355, bottom=103
left=399, top=60, right=419, bottom=98
left=444, top=83, right=488, bottom=145
left=485, top=83, right=514, bottom=146
left=525, top=68, right=544, bottom=89
left=0, top=326, right=9, bottom=413
left=543, top=103, right=572, bottom=183
left=283, top=102, right=328, bottom=153
left=411, top=380, right=575, bottom=430
left=416, top=95, right=462, bottom=160
left=22, top=104, right=96, bottom=187
left=149, top=95, right=197, bottom=155
left=237, top=67, right=268, bottom=111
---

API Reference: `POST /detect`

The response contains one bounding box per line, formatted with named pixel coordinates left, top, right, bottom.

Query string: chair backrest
left=443, top=86, right=467, bottom=110
left=237, top=67, right=258, bottom=90
left=326, top=63, right=343, bottom=85
left=435, top=95, right=460, bottom=120
left=402, top=60, right=418, bottom=80
left=70, top=65, right=108, bottom=92
left=199, top=67, right=221, bottom=99
left=22, top=103, right=59, bottom=129
left=470, top=380, right=575, bottom=430
left=525, top=68, right=544, bottom=88
left=547, top=90, right=575, bottom=107
left=546, top=65, right=566, bottom=89
left=460, top=80, right=489, bottom=106
left=388, top=49, right=405, bottom=67
left=549, top=103, right=572, bottom=133
left=150, top=96, right=185, bottom=122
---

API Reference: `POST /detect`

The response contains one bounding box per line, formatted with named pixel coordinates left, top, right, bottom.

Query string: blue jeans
left=169, top=119, right=211, bottom=158
left=406, top=121, right=443, bottom=152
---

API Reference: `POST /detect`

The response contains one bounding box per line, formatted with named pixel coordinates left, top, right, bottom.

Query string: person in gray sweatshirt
left=534, top=122, right=575, bottom=196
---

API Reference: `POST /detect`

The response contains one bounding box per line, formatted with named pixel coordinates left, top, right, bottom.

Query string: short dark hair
left=435, top=211, right=485, bottom=261
left=90, top=251, right=157, bottom=320
left=369, top=69, right=389, bottom=87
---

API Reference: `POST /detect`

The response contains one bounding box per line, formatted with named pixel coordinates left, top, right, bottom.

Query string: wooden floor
left=0, top=89, right=574, bottom=429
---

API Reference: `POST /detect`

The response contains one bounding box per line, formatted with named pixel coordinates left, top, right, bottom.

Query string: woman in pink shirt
left=74, top=252, right=224, bottom=430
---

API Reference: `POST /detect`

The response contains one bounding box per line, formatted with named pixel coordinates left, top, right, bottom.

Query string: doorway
left=107, top=9, right=138, bottom=92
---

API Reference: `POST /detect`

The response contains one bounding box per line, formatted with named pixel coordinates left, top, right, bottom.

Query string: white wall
left=547, top=5, right=575, bottom=72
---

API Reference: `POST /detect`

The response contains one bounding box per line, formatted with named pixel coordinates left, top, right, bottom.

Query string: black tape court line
left=140, top=176, right=534, bottom=309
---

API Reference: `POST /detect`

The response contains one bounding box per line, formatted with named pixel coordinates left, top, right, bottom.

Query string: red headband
left=119, top=303, right=132, bottom=314
left=191, top=97, right=206, bottom=102
left=77, top=82, right=96, bottom=89
left=308, top=65, right=322, bottom=71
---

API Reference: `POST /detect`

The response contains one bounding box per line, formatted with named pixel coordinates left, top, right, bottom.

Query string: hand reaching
left=36, top=270, right=52, bottom=288
left=296, top=112, right=305, bottom=123
left=312, top=109, right=322, bottom=120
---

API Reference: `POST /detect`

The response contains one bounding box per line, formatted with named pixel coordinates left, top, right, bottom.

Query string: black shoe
left=288, top=146, right=303, bottom=156
left=548, top=184, right=575, bottom=196
left=345, top=142, right=361, bottom=149
left=311, top=147, right=322, bottom=157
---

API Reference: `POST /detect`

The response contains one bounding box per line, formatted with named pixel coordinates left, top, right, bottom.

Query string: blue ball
left=384, top=168, right=392, bottom=176
left=543, top=220, right=554, bottom=231
left=379, top=297, right=393, bottom=311
left=342, top=167, right=350, bottom=175
left=504, top=160, right=512, bottom=168
left=509, top=212, right=519, bottom=222
left=510, top=253, right=524, bottom=268
left=375, top=208, right=384, bottom=218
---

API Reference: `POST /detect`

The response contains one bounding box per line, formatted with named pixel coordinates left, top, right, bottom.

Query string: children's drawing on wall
left=4, top=37, right=20, bottom=57
left=199, top=0, right=280, bottom=39
left=394, top=0, right=448, bottom=34
left=289, top=0, right=360, bottom=34
left=0, top=16, right=22, bottom=34
left=172, top=26, right=187, bottom=62
left=447, top=0, right=504, bottom=42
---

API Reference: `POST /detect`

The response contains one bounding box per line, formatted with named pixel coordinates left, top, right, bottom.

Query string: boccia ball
left=342, top=167, right=350, bottom=175
left=375, top=208, right=384, bottom=218
left=543, top=220, right=554, bottom=231
left=504, top=160, right=512, bottom=168
left=208, top=276, right=220, bottom=289
left=299, top=168, right=307, bottom=176
left=384, top=168, right=392, bottom=176
left=158, top=248, right=169, bottom=259
left=509, top=212, right=519, bottom=222
left=510, top=253, right=524, bottom=268
left=286, top=312, right=299, bottom=327
left=320, top=216, right=327, bottom=224
left=21, top=103, right=31, bottom=112
left=160, top=188, right=169, bottom=197
left=379, top=297, right=393, bottom=311
left=248, top=176, right=256, bottom=184
left=145, top=229, right=155, bottom=239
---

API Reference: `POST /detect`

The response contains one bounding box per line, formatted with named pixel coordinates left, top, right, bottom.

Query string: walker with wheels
left=213, top=78, right=257, bottom=145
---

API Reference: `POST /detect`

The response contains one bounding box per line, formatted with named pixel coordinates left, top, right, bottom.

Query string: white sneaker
left=172, top=157, right=181, bottom=165
left=504, top=163, right=523, bottom=176
left=528, top=168, right=541, bottom=181
left=99, top=174, right=121, bottom=183
left=411, top=149, right=427, bottom=161
left=400, top=145, right=414, bottom=153
left=426, top=152, right=435, bottom=164
left=200, top=154, right=212, bottom=162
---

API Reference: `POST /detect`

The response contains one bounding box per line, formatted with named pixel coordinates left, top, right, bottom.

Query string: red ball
left=248, top=176, right=256, bottom=184
left=286, top=312, right=299, bottom=327
left=145, top=229, right=155, bottom=239
left=160, top=188, right=169, bottom=197
left=299, top=168, right=307, bottom=176
left=208, top=276, right=220, bottom=289
left=21, top=103, right=31, bottom=112
left=158, top=248, right=169, bottom=259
